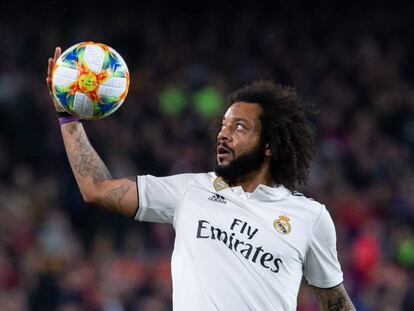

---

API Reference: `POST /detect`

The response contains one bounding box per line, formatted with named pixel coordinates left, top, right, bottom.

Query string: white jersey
left=135, top=172, right=343, bottom=311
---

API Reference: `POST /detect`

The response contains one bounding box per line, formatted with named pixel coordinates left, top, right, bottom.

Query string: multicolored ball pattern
left=51, top=42, right=130, bottom=120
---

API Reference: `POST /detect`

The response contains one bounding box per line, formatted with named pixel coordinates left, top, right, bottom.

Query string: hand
left=46, top=47, right=66, bottom=112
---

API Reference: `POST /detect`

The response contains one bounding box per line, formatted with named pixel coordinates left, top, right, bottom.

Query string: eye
left=236, top=122, right=246, bottom=130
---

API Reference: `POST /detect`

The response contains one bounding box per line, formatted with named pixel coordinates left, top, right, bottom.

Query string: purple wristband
left=58, top=116, right=81, bottom=125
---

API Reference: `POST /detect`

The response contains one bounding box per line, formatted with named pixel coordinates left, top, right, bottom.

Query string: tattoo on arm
left=313, top=284, right=355, bottom=311
left=328, top=298, right=346, bottom=310
left=72, top=128, right=112, bottom=184
left=67, top=122, right=77, bottom=135
left=102, top=182, right=132, bottom=211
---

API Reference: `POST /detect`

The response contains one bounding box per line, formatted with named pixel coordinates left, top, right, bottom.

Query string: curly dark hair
left=227, top=80, right=314, bottom=191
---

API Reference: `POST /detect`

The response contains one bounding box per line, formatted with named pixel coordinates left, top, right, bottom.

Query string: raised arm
left=60, top=121, right=138, bottom=217
left=47, top=47, right=138, bottom=217
left=312, top=284, right=355, bottom=311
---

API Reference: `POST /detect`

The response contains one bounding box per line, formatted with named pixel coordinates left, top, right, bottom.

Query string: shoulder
left=286, top=189, right=325, bottom=208
left=137, top=172, right=212, bottom=194
left=283, top=190, right=328, bottom=223
left=177, top=172, right=215, bottom=186
left=139, top=172, right=209, bottom=183
left=287, top=192, right=339, bottom=245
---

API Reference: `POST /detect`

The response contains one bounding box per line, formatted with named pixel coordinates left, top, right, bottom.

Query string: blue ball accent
left=56, top=90, right=68, bottom=107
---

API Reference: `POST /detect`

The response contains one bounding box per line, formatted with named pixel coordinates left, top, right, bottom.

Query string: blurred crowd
left=1, top=1, right=414, bottom=310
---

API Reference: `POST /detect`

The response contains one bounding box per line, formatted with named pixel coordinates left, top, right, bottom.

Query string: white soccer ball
left=51, top=42, right=130, bottom=120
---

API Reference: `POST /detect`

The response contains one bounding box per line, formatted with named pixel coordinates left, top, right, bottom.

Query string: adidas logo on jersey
left=208, top=194, right=227, bottom=204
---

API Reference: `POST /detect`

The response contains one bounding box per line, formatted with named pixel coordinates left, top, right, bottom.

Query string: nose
left=217, top=124, right=231, bottom=143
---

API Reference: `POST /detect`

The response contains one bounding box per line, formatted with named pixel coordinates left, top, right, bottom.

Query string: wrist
left=57, top=112, right=81, bottom=126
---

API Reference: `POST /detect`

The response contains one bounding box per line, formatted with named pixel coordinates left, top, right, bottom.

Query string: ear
left=265, top=143, right=272, bottom=157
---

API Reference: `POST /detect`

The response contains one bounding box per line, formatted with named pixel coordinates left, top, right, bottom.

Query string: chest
left=174, top=185, right=314, bottom=266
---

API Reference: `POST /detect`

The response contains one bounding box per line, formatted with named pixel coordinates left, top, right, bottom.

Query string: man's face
left=215, top=102, right=267, bottom=182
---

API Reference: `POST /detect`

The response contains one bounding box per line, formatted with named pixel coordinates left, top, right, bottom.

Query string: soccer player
left=47, top=47, right=355, bottom=310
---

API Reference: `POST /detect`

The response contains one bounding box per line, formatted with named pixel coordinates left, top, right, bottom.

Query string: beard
left=215, top=140, right=266, bottom=185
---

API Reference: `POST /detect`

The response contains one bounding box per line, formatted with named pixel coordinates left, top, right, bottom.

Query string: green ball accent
left=398, top=238, right=414, bottom=267
left=193, top=87, right=224, bottom=118
left=159, top=86, right=188, bottom=115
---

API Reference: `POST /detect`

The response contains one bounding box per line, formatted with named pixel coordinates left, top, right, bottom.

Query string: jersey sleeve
left=134, top=173, right=197, bottom=224
left=303, top=207, right=344, bottom=288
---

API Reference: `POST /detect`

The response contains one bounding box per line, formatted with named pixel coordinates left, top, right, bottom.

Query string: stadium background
left=1, top=1, right=414, bottom=310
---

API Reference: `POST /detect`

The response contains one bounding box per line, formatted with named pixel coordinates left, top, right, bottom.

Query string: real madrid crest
left=274, top=215, right=291, bottom=235
left=213, top=177, right=229, bottom=191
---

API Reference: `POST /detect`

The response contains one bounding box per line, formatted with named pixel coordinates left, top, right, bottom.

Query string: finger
left=47, top=58, right=53, bottom=77
left=46, top=77, right=51, bottom=91
left=54, top=47, right=61, bottom=62
left=46, top=76, right=53, bottom=93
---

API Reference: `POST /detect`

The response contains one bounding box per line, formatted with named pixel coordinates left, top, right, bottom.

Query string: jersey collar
left=212, top=175, right=290, bottom=201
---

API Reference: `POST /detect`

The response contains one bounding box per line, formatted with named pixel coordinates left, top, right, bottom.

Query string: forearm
left=313, top=284, right=355, bottom=311
left=60, top=121, right=112, bottom=201
left=60, top=121, right=138, bottom=217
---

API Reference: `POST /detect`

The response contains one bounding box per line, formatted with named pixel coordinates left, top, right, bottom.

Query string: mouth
left=216, top=145, right=233, bottom=163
